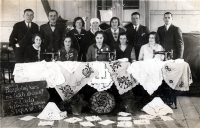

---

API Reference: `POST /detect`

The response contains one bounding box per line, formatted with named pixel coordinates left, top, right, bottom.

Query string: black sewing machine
left=40, top=50, right=60, bottom=61
left=95, top=49, right=116, bottom=61
left=153, top=49, right=173, bottom=60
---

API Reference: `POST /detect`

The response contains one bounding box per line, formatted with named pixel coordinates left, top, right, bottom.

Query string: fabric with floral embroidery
left=162, top=59, right=193, bottom=91
left=88, top=62, right=113, bottom=91
left=127, top=59, right=165, bottom=95
left=106, top=61, right=138, bottom=94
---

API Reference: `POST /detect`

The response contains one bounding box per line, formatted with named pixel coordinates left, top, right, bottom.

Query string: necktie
left=135, top=26, right=137, bottom=31
left=28, top=23, right=30, bottom=29
left=51, top=24, right=56, bottom=27
left=164, top=26, right=167, bottom=32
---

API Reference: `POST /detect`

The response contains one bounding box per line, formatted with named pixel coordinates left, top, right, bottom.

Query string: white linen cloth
left=106, top=61, right=138, bottom=94
left=13, top=62, right=65, bottom=88
left=55, top=62, right=98, bottom=101
left=37, top=102, right=64, bottom=120
left=127, top=59, right=165, bottom=95
left=142, top=97, right=173, bottom=116
left=162, top=59, right=193, bottom=91
left=88, top=62, right=113, bottom=91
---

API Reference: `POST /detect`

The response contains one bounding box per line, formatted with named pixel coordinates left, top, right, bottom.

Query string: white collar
left=111, top=28, right=119, bottom=33
left=90, top=28, right=101, bottom=34
left=32, top=44, right=40, bottom=51
left=133, top=24, right=139, bottom=29
left=165, top=24, right=171, bottom=30
left=25, top=21, right=31, bottom=27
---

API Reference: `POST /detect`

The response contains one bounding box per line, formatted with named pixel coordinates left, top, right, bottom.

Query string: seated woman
left=24, top=34, right=41, bottom=62
left=115, top=32, right=136, bottom=62
left=59, top=36, right=78, bottom=61
left=86, top=31, right=110, bottom=61
left=138, top=31, right=164, bottom=61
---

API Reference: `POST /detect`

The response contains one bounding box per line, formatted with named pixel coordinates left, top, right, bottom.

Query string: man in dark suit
left=157, top=12, right=184, bottom=59
left=9, top=9, right=39, bottom=63
left=40, top=10, right=64, bottom=61
left=126, top=12, right=149, bottom=60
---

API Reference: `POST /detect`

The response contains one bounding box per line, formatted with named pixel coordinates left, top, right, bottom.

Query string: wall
left=0, top=0, right=93, bottom=42
left=148, top=0, right=200, bottom=32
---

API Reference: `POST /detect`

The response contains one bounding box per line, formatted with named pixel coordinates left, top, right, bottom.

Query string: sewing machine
left=153, top=49, right=173, bottom=60
left=40, top=50, right=61, bottom=61
left=95, top=49, right=116, bottom=61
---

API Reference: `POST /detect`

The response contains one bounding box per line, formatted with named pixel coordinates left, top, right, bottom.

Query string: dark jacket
left=9, top=21, right=39, bottom=50
left=126, top=24, right=149, bottom=60
left=104, top=27, right=125, bottom=50
left=40, top=22, right=64, bottom=52
left=157, top=24, right=184, bottom=59
left=126, top=24, right=149, bottom=47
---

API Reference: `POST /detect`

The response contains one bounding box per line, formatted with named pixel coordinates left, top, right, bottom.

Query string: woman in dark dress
left=59, top=36, right=78, bottom=61
left=67, top=17, right=87, bottom=61
left=115, top=32, right=136, bottom=62
left=24, top=34, right=41, bottom=62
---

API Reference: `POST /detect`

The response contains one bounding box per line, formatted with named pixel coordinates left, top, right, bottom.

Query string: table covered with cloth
left=127, top=59, right=193, bottom=95
left=13, top=61, right=137, bottom=101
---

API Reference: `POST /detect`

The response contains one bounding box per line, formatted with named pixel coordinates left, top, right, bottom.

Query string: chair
left=0, top=43, right=15, bottom=84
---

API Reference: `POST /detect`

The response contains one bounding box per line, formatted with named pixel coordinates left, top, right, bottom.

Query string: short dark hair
left=62, top=35, right=74, bottom=48
left=131, top=12, right=140, bottom=18
left=95, top=31, right=105, bottom=38
left=118, top=32, right=128, bottom=43
left=48, top=10, right=58, bottom=16
left=24, top=9, right=34, bottom=14
left=73, top=17, right=85, bottom=28
left=148, top=31, right=160, bottom=44
left=164, top=12, right=173, bottom=18
left=32, top=34, right=42, bottom=44
left=110, top=17, right=120, bottom=26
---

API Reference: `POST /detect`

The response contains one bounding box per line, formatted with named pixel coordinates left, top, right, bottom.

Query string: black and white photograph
left=0, top=0, right=200, bottom=127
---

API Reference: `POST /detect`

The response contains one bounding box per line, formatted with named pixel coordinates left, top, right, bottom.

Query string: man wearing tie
left=126, top=12, right=149, bottom=60
left=9, top=9, right=39, bottom=63
left=157, top=12, right=184, bottom=59
left=40, top=10, right=64, bottom=61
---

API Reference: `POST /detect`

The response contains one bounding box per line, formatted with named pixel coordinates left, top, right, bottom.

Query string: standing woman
left=138, top=31, right=164, bottom=61
left=67, top=17, right=87, bottom=61
left=105, top=17, right=125, bottom=50
left=115, top=32, right=136, bottom=62
left=59, top=36, right=78, bottom=61
left=84, top=18, right=102, bottom=50
left=87, top=31, right=110, bottom=61
left=24, top=34, right=42, bottom=62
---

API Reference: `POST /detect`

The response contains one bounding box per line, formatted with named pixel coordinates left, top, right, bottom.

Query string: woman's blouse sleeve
left=130, top=47, right=136, bottom=61
left=138, top=45, right=144, bottom=61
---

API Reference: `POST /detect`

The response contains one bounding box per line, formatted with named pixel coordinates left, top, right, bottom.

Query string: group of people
left=9, top=9, right=184, bottom=64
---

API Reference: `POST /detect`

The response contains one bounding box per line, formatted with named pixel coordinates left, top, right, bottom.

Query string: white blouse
left=138, top=43, right=164, bottom=61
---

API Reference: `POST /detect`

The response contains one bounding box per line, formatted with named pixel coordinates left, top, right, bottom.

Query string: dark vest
left=116, top=45, right=133, bottom=62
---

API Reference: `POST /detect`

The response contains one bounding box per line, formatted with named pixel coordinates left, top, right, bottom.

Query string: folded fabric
left=38, top=121, right=54, bottom=126
left=79, top=121, right=95, bottom=127
left=127, top=59, right=165, bottom=95
left=37, top=102, right=65, bottom=120
left=162, top=60, right=193, bottom=91
left=118, top=58, right=129, bottom=62
left=56, top=61, right=81, bottom=73
left=64, top=117, right=83, bottom=123
left=85, top=116, right=102, bottom=121
left=117, top=121, right=132, bottom=127
left=142, top=97, right=173, bottom=116
left=98, top=120, right=115, bottom=125
left=118, top=112, right=132, bottom=116
left=133, top=119, right=150, bottom=125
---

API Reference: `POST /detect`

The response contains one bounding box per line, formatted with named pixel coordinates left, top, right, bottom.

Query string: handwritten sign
left=1, top=81, right=49, bottom=116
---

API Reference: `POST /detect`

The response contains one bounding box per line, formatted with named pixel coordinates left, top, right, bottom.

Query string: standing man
left=9, top=9, right=39, bottom=63
left=40, top=10, right=64, bottom=61
left=126, top=12, right=149, bottom=60
left=157, top=12, right=184, bottom=59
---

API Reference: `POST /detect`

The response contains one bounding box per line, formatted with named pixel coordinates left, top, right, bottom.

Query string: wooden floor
left=0, top=96, right=200, bottom=128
